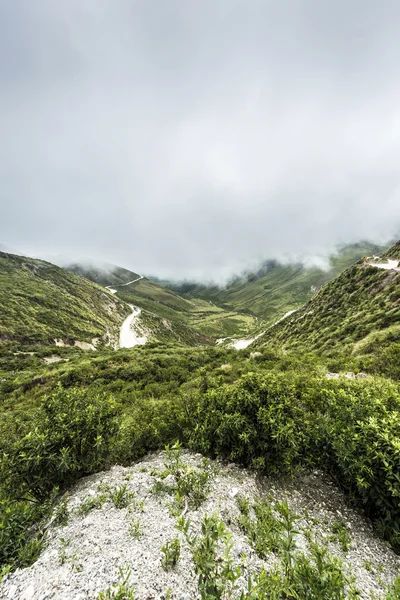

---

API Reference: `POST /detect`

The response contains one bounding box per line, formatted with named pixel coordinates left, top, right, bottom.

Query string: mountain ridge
left=165, top=242, right=390, bottom=326
left=253, top=240, right=400, bottom=354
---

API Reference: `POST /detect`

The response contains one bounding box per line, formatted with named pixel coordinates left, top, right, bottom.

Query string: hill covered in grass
left=1, top=244, right=400, bottom=594
left=0, top=252, right=129, bottom=349
left=167, top=242, right=389, bottom=325
left=254, top=241, right=400, bottom=354
left=67, top=262, right=260, bottom=341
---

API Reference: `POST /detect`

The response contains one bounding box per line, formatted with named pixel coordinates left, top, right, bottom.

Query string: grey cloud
left=1, top=0, right=400, bottom=281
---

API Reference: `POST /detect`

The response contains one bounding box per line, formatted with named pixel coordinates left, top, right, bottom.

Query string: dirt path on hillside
left=217, top=309, right=297, bottom=350
left=119, top=305, right=147, bottom=348
left=366, top=258, right=400, bottom=271
left=106, top=276, right=144, bottom=296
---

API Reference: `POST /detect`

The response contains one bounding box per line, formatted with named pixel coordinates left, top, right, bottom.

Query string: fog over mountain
left=1, top=1, right=400, bottom=281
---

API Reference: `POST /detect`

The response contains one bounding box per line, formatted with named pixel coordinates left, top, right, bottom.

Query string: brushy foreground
left=1, top=449, right=400, bottom=599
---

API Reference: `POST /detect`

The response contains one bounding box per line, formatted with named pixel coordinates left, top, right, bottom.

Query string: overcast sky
left=1, top=1, right=400, bottom=281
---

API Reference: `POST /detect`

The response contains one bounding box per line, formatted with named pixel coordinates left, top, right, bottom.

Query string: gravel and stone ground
left=1, top=451, right=399, bottom=600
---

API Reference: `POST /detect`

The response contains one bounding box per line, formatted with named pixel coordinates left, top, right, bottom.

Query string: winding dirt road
left=119, top=305, right=147, bottom=348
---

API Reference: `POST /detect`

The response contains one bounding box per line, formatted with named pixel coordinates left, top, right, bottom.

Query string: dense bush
left=0, top=496, right=49, bottom=571
left=0, top=385, right=118, bottom=502
left=190, top=372, right=315, bottom=473
left=314, top=380, right=400, bottom=547
left=190, top=373, right=400, bottom=550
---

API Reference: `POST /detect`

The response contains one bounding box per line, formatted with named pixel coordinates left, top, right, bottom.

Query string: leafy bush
left=0, top=497, right=44, bottom=570
left=190, top=372, right=314, bottom=473
left=316, top=381, right=400, bottom=548
left=0, top=385, right=118, bottom=502
left=191, top=372, right=400, bottom=551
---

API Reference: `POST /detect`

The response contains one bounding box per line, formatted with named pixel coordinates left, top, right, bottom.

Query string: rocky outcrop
left=1, top=452, right=399, bottom=599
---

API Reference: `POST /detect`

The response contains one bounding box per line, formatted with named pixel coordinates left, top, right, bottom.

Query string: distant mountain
left=253, top=241, right=400, bottom=354
left=167, top=242, right=390, bottom=325
left=0, top=252, right=129, bottom=348
left=66, top=261, right=141, bottom=288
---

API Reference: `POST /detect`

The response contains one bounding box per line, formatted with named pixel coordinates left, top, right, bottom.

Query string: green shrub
left=314, top=379, right=400, bottom=548
left=190, top=372, right=314, bottom=473
left=191, top=372, right=400, bottom=551
left=161, top=538, right=181, bottom=570
left=0, top=496, right=47, bottom=570
left=386, top=576, right=400, bottom=600
left=0, top=385, right=118, bottom=502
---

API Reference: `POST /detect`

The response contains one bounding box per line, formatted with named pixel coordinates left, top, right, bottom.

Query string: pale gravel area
left=1, top=452, right=399, bottom=600
left=367, top=259, right=400, bottom=272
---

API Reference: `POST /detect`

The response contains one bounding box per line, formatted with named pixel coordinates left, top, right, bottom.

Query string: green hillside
left=68, top=263, right=259, bottom=340
left=2, top=242, right=400, bottom=585
left=168, top=242, right=388, bottom=325
left=254, top=241, right=400, bottom=354
left=0, top=252, right=129, bottom=348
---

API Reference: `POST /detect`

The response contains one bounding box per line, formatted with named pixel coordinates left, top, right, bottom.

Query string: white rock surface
left=1, top=452, right=399, bottom=600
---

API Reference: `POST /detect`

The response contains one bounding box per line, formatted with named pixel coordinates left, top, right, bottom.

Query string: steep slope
left=0, top=252, right=129, bottom=348
left=254, top=241, right=400, bottom=354
left=168, top=242, right=389, bottom=324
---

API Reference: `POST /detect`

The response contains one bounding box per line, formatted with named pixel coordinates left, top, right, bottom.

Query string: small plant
left=53, top=499, right=69, bottom=526
left=237, top=498, right=283, bottom=558
left=58, top=537, right=71, bottom=565
left=109, top=484, right=135, bottom=509
left=364, top=559, right=373, bottom=572
left=386, top=576, right=400, bottom=600
left=236, top=496, right=250, bottom=516
left=77, top=492, right=107, bottom=516
left=165, top=441, right=185, bottom=475
left=177, top=514, right=241, bottom=600
left=277, top=501, right=300, bottom=576
left=161, top=537, right=181, bottom=571
left=330, top=520, right=351, bottom=553
left=152, top=442, right=214, bottom=512
left=292, top=541, right=359, bottom=600
left=128, top=517, right=142, bottom=539
left=134, top=500, right=145, bottom=513
left=97, top=566, right=135, bottom=599
left=58, top=537, right=82, bottom=571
